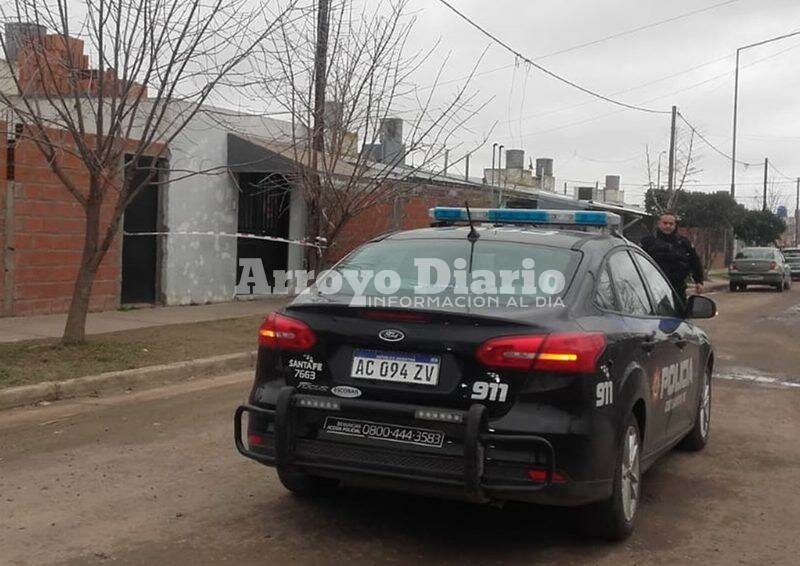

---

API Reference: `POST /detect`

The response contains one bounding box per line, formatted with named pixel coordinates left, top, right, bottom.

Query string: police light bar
left=429, top=207, right=621, bottom=228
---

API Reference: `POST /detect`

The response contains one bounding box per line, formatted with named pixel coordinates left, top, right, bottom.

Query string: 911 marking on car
left=471, top=381, right=509, bottom=402
left=596, top=380, right=613, bottom=407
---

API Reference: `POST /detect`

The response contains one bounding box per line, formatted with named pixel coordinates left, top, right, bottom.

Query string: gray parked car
left=783, top=247, right=800, bottom=280
left=729, top=247, right=792, bottom=292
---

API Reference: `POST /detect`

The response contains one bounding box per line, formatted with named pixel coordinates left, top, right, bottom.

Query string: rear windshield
left=736, top=249, right=774, bottom=260
left=315, top=239, right=579, bottom=310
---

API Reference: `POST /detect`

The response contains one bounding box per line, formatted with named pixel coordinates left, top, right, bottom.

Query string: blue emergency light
left=429, top=207, right=621, bottom=228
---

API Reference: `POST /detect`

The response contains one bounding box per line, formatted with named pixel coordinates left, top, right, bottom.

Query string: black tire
left=679, top=367, right=711, bottom=452
left=776, top=283, right=784, bottom=293
left=741, top=284, right=747, bottom=291
left=729, top=281, right=736, bottom=292
left=277, top=468, right=339, bottom=497
left=580, top=415, right=641, bottom=541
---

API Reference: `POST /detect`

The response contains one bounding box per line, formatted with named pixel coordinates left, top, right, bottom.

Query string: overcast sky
left=399, top=0, right=800, bottom=211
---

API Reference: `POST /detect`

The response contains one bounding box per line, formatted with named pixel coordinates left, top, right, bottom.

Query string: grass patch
left=0, top=315, right=265, bottom=389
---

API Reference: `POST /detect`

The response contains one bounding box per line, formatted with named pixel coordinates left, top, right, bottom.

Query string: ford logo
left=331, top=386, right=362, bottom=398
left=378, top=329, right=405, bottom=342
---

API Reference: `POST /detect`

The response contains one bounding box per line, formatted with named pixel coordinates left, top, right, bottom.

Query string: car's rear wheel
left=277, top=468, right=339, bottom=496
left=679, top=366, right=711, bottom=451
left=580, top=415, right=640, bottom=541
left=729, top=281, right=736, bottom=292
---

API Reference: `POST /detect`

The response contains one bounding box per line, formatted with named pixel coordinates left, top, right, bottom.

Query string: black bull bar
left=234, top=386, right=556, bottom=497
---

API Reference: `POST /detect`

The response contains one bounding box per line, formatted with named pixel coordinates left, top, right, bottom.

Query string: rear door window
left=594, top=265, right=619, bottom=311
left=631, top=252, right=681, bottom=316
left=607, top=251, right=652, bottom=316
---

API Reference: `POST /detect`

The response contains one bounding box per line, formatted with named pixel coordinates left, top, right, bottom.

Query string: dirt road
left=2, top=288, right=800, bottom=565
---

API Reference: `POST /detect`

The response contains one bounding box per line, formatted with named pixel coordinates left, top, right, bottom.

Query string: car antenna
left=465, top=201, right=480, bottom=242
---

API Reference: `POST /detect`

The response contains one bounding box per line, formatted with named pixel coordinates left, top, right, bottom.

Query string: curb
left=0, top=350, right=257, bottom=411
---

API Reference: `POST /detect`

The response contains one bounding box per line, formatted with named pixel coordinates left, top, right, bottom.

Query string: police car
left=234, top=207, right=716, bottom=540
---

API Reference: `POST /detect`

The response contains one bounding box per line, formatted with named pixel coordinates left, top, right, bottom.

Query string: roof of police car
left=382, top=225, right=620, bottom=249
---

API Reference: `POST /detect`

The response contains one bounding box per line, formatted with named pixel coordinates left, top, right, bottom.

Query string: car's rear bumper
left=234, top=387, right=612, bottom=506
left=729, top=272, right=784, bottom=284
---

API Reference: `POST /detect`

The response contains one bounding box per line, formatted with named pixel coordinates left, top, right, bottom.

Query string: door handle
left=641, top=338, right=657, bottom=353
left=670, top=335, right=688, bottom=349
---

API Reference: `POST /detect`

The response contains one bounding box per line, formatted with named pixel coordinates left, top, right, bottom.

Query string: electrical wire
left=768, top=160, right=796, bottom=181
left=435, top=0, right=671, bottom=115
left=418, top=0, right=740, bottom=92
left=677, top=111, right=757, bottom=167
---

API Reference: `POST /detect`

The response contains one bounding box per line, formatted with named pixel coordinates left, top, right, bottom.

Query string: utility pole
left=763, top=158, right=768, bottom=211
left=311, top=0, right=330, bottom=154
left=465, top=153, right=470, bottom=182
left=444, top=149, right=449, bottom=176
left=796, top=178, right=799, bottom=245
left=667, top=105, right=677, bottom=196
left=308, top=0, right=330, bottom=271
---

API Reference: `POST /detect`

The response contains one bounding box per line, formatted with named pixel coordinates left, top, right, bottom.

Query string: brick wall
left=1, top=125, right=122, bottom=316
left=326, top=182, right=494, bottom=263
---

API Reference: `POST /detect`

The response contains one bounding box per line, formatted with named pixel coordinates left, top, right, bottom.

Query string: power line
left=677, top=111, right=757, bottom=167
left=767, top=160, right=795, bottom=181
left=419, top=0, right=739, bottom=92
left=436, top=0, right=671, bottom=115
left=534, top=0, right=742, bottom=60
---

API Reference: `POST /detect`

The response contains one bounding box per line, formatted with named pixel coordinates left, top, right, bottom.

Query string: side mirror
left=685, top=295, right=717, bottom=319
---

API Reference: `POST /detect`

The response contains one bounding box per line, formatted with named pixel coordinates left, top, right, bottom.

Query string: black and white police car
left=235, top=207, right=716, bottom=540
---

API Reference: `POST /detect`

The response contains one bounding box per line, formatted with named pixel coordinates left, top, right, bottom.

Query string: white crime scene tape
left=122, top=230, right=327, bottom=249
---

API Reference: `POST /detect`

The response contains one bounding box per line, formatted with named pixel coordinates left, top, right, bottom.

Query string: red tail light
left=475, top=332, right=606, bottom=373
left=730, top=262, right=738, bottom=271
left=527, top=468, right=567, bottom=484
left=769, top=261, right=778, bottom=271
left=258, top=313, right=317, bottom=350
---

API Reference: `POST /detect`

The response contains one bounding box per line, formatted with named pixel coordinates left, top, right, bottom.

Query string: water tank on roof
left=4, top=22, right=47, bottom=60
left=536, top=158, right=554, bottom=177
left=605, top=175, right=620, bottom=191
left=505, top=149, right=524, bottom=169
left=380, top=118, right=404, bottom=164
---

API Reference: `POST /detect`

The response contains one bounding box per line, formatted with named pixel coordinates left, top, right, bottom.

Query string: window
left=632, top=252, right=681, bottom=317
left=607, top=251, right=651, bottom=316
left=327, top=239, right=579, bottom=310
left=595, top=266, right=618, bottom=311
left=735, top=248, right=774, bottom=260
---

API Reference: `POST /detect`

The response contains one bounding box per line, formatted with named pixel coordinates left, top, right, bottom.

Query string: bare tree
left=644, top=127, right=702, bottom=213
left=0, top=0, right=294, bottom=343
left=255, top=0, right=488, bottom=268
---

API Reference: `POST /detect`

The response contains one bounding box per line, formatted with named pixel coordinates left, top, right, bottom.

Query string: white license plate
left=743, top=275, right=764, bottom=280
left=351, top=349, right=440, bottom=386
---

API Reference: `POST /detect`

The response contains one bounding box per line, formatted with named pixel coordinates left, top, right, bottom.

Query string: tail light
left=730, top=262, right=738, bottom=271
left=258, top=313, right=317, bottom=350
left=769, top=261, right=778, bottom=271
left=475, top=332, right=606, bottom=373
left=527, top=468, right=567, bottom=484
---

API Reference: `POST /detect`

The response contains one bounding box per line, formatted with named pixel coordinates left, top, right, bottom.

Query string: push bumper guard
left=234, top=386, right=556, bottom=498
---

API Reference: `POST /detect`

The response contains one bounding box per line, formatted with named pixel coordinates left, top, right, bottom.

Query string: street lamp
left=656, top=150, right=667, bottom=191
left=730, top=30, right=800, bottom=198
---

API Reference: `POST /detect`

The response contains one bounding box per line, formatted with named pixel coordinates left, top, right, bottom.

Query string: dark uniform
left=640, top=231, right=704, bottom=304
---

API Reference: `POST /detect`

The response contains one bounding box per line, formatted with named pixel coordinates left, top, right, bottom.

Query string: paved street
left=2, top=287, right=800, bottom=565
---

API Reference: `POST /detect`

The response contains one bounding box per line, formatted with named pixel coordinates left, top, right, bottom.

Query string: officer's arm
left=688, top=243, right=704, bottom=284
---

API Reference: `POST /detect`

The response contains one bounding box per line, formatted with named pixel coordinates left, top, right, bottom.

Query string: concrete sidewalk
left=0, top=297, right=290, bottom=343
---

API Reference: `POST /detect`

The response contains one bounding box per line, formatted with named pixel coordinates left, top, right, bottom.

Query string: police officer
left=640, top=212, right=704, bottom=303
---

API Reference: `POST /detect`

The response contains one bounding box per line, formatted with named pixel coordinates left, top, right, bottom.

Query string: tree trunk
left=62, top=199, right=102, bottom=345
